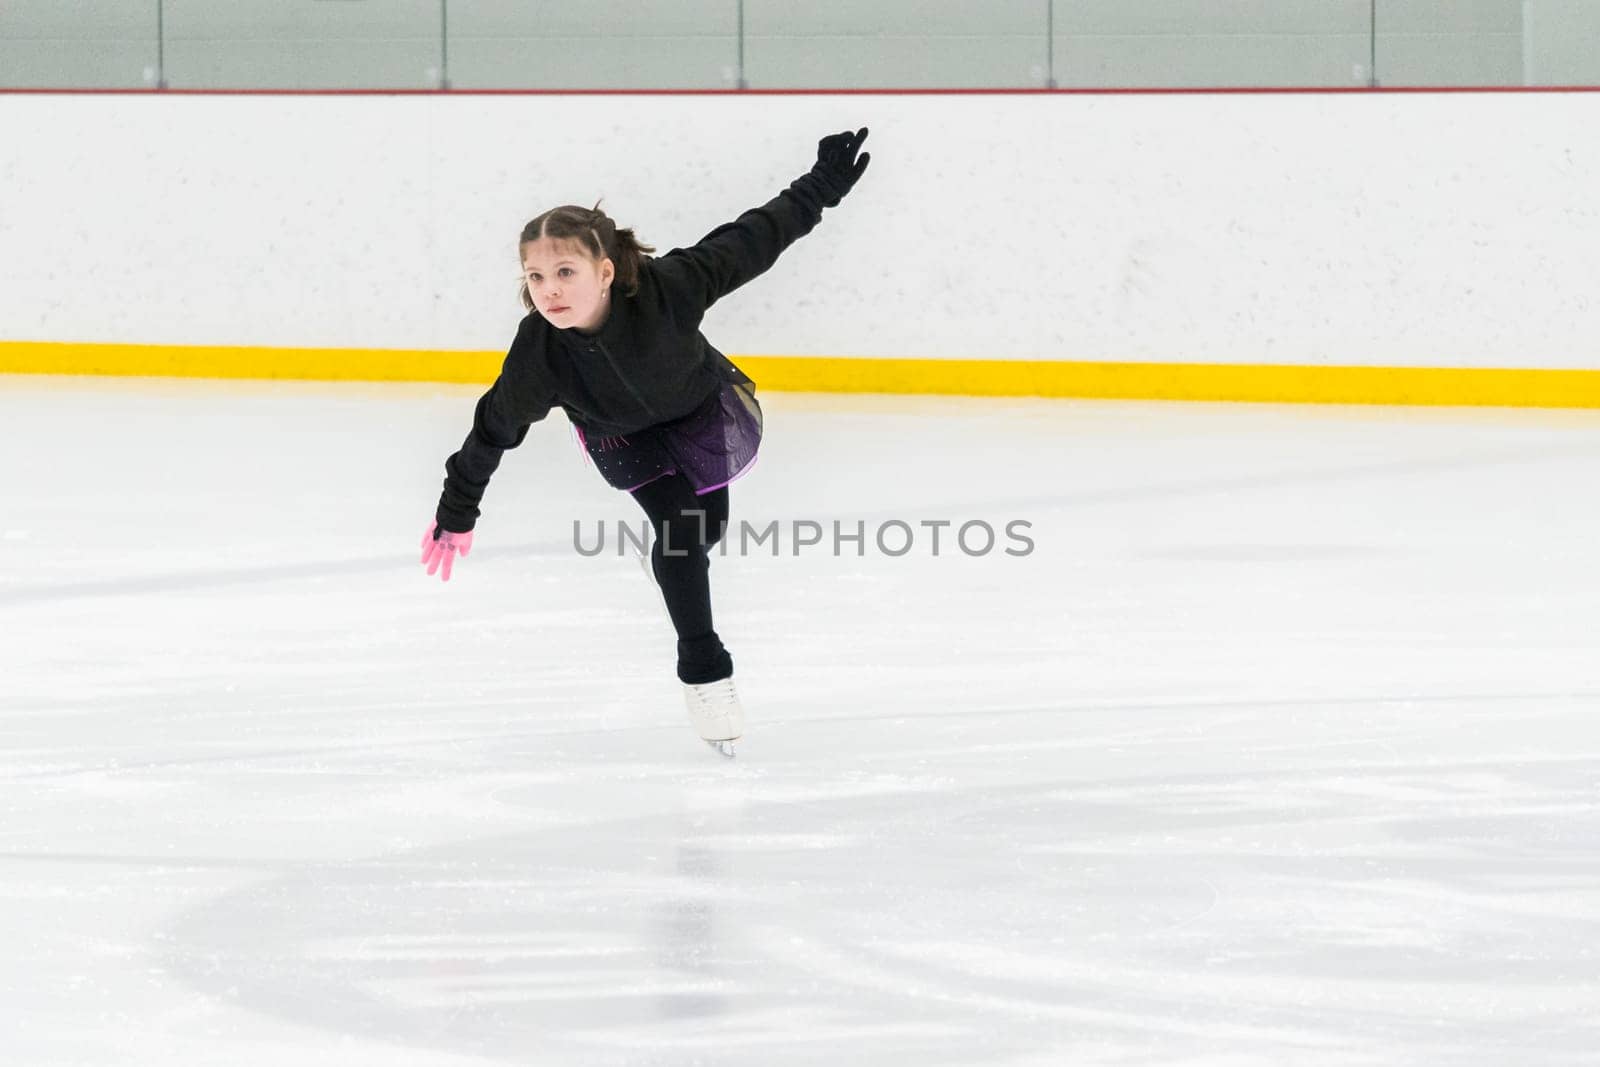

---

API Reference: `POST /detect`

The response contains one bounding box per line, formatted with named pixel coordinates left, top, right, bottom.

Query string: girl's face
left=521, top=237, right=615, bottom=332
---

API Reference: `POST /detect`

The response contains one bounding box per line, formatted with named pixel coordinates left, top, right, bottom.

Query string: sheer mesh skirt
left=579, top=381, right=763, bottom=495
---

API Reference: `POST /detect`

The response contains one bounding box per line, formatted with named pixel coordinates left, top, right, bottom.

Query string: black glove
left=806, top=127, right=871, bottom=208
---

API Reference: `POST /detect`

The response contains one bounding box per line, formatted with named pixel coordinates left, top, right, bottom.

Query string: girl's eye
left=559, top=268, right=574, bottom=277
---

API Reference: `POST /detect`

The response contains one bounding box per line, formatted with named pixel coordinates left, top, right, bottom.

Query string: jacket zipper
left=595, top=340, right=659, bottom=423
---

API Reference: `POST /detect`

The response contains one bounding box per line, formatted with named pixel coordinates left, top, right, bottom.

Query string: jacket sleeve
left=651, top=173, right=833, bottom=317
left=434, top=325, right=557, bottom=533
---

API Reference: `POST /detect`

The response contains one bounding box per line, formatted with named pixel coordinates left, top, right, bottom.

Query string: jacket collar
left=569, top=289, right=631, bottom=346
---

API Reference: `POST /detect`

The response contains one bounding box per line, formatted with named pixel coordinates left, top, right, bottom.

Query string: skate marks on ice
left=0, top=539, right=575, bottom=608
left=152, top=694, right=1600, bottom=1066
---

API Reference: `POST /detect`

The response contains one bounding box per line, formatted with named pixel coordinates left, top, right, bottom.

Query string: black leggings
left=630, top=474, right=732, bottom=685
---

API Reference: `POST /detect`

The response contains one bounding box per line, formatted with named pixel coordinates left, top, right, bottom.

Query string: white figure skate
left=639, top=531, right=741, bottom=757
left=684, top=677, right=743, bottom=758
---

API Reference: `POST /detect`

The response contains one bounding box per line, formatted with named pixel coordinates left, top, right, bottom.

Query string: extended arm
left=422, top=368, right=552, bottom=581
left=654, top=128, right=872, bottom=313
left=422, top=326, right=557, bottom=580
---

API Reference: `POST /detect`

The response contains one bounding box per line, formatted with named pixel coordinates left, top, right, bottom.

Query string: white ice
left=3, top=376, right=1598, bottom=1065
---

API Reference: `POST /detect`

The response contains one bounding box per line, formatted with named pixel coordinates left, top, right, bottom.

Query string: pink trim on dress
left=694, top=453, right=758, bottom=495
left=623, top=469, right=678, bottom=493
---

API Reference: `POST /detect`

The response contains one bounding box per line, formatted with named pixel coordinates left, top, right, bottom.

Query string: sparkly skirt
left=577, top=380, right=763, bottom=495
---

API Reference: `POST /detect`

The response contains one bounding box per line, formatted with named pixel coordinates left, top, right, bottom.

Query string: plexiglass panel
left=743, top=0, right=1050, bottom=89
left=5, top=1, right=1600, bottom=91
left=1054, top=0, right=1372, bottom=89
left=1375, top=0, right=1522, bottom=86
left=1522, top=0, right=1600, bottom=85
left=0, top=0, right=160, bottom=89
left=163, top=0, right=442, bottom=90
left=446, top=0, right=739, bottom=89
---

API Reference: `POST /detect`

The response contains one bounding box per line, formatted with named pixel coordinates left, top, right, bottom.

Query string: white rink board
left=3, top=92, right=1600, bottom=368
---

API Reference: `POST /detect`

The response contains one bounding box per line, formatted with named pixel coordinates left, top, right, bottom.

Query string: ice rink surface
left=3, top=375, right=1598, bottom=1065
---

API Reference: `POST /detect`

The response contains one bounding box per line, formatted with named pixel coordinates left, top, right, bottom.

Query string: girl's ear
left=601, top=257, right=616, bottom=287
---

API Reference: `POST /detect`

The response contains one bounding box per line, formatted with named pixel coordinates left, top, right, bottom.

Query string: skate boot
left=683, top=676, right=743, bottom=758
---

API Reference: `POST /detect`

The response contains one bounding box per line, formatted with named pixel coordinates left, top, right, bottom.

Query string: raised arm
left=653, top=128, right=872, bottom=314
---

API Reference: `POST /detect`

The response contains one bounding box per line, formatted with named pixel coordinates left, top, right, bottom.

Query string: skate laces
left=684, top=677, right=742, bottom=747
left=688, top=677, right=739, bottom=710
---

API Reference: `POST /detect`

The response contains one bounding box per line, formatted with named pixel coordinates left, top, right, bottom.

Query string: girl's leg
left=629, top=474, right=731, bottom=685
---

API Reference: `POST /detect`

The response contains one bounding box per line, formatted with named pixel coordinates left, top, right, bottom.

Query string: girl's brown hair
left=518, top=202, right=654, bottom=310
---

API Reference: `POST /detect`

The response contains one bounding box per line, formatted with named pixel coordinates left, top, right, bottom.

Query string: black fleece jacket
left=434, top=173, right=837, bottom=533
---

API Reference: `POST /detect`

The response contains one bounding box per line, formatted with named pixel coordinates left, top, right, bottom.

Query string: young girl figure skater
left=420, top=127, right=871, bottom=756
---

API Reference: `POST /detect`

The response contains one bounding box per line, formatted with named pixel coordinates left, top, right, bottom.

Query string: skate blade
left=705, top=739, right=737, bottom=759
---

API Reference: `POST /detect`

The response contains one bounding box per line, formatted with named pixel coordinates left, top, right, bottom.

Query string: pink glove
left=420, top=522, right=473, bottom=582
